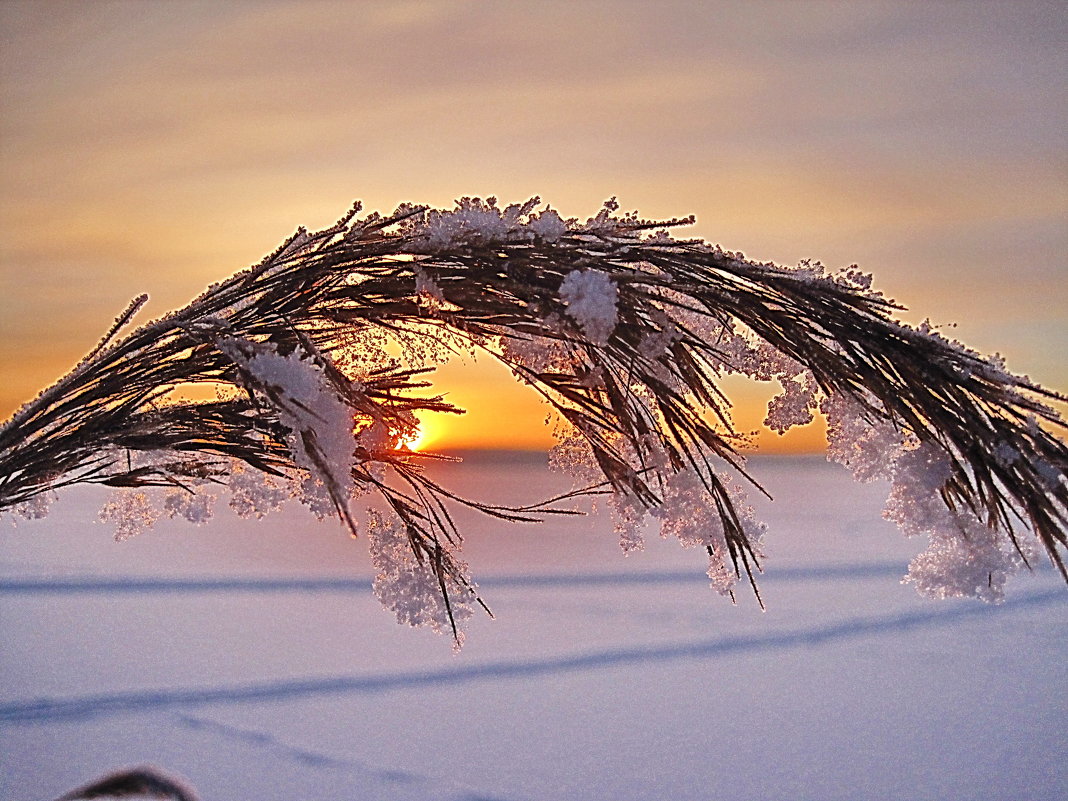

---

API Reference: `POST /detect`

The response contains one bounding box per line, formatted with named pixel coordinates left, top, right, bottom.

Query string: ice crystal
left=581, top=197, right=623, bottom=233
left=881, top=437, right=1023, bottom=601
left=217, top=337, right=356, bottom=505
left=559, top=268, right=618, bottom=345
left=332, top=326, right=393, bottom=378
left=296, top=475, right=337, bottom=521
left=765, top=371, right=818, bottom=434
left=9, top=491, right=53, bottom=521
left=407, top=196, right=517, bottom=252
left=163, top=490, right=215, bottom=524
left=355, top=419, right=396, bottom=481
left=413, top=266, right=445, bottom=312
left=637, top=309, right=681, bottom=362
left=99, top=491, right=158, bottom=541
left=789, top=259, right=829, bottom=283
left=499, top=326, right=575, bottom=376
left=698, top=319, right=800, bottom=383
left=883, top=443, right=954, bottom=538
left=992, top=441, right=1021, bottom=468
left=527, top=207, right=568, bottom=242
left=366, top=509, right=476, bottom=640
left=837, top=265, right=875, bottom=292
left=611, top=492, right=647, bottom=555
left=228, top=463, right=290, bottom=519
left=547, top=419, right=605, bottom=485
left=659, top=470, right=766, bottom=596
left=1035, top=458, right=1065, bottom=491
left=822, top=392, right=906, bottom=483
left=905, top=519, right=1023, bottom=603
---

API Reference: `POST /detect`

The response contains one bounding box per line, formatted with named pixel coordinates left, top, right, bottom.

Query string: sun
left=397, top=428, right=425, bottom=451
left=395, top=411, right=441, bottom=452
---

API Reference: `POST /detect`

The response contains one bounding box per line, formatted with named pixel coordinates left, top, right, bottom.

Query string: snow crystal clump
left=499, top=324, right=575, bottom=376
left=7, top=491, right=54, bottom=522
left=885, top=442, right=1023, bottom=602
left=366, top=510, right=476, bottom=641
left=693, top=319, right=800, bottom=383
left=905, top=520, right=1024, bottom=603
left=547, top=419, right=606, bottom=485
left=413, top=266, right=445, bottom=306
left=821, top=390, right=1033, bottom=602
left=401, top=197, right=579, bottom=253
left=992, top=441, right=1020, bottom=467
left=1034, top=458, right=1065, bottom=491
left=658, top=470, right=766, bottom=596
left=821, top=392, right=905, bottom=482
left=611, top=492, right=647, bottom=554
left=163, top=490, right=215, bottom=524
left=100, top=491, right=158, bottom=541
left=218, top=338, right=356, bottom=504
left=228, top=463, right=290, bottom=519
left=408, top=197, right=517, bottom=251
left=527, top=208, right=568, bottom=242
left=882, top=443, right=954, bottom=538
left=637, top=309, right=681, bottom=362
left=581, top=197, right=623, bottom=233
left=295, top=475, right=339, bottom=521
left=837, top=265, right=875, bottom=292
left=354, top=419, right=396, bottom=482
left=559, top=269, right=618, bottom=345
left=765, top=371, right=818, bottom=434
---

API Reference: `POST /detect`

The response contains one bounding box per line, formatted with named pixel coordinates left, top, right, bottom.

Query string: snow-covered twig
left=2, top=197, right=1065, bottom=640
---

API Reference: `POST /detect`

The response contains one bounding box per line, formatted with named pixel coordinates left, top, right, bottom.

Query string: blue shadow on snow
left=0, top=587, right=1061, bottom=724
left=0, top=562, right=912, bottom=596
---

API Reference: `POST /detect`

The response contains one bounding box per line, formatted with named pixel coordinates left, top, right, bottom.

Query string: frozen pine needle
left=1, top=196, right=1065, bottom=642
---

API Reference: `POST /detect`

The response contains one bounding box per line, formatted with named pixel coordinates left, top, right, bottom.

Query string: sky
left=1, top=0, right=1065, bottom=452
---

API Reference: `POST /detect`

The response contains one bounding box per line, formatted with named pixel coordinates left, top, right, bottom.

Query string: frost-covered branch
left=2, top=196, right=1065, bottom=640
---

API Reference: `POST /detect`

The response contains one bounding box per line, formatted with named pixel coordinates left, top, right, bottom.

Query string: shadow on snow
left=0, top=562, right=913, bottom=596
left=1, top=588, right=1060, bottom=724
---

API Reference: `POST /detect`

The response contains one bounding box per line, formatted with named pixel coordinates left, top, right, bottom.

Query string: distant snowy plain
left=2, top=454, right=1065, bottom=800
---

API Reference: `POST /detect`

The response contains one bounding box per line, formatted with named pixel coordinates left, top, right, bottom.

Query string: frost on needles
left=1, top=196, right=1065, bottom=642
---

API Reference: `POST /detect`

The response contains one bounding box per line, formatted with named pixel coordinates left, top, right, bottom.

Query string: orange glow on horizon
left=404, top=407, right=828, bottom=455
left=403, top=361, right=829, bottom=455
left=2, top=3, right=1063, bottom=459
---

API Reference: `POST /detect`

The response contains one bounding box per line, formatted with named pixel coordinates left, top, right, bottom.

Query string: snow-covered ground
left=2, top=454, right=1065, bottom=800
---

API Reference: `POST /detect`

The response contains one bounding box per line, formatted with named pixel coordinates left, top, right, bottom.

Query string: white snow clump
left=366, top=509, right=477, bottom=642
left=559, top=269, right=619, bottom=345
left=823, top=391, right=1025, bottom=602
left=217, top=337, right=356, bottom=505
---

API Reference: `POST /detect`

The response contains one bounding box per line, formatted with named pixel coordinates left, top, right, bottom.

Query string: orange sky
left=1, top=1, right=1065, bottom=453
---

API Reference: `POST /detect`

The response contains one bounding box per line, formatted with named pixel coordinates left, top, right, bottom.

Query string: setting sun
left=397, top=428, right=424, bottom=452
left=396, top=411, right=445, bottom=452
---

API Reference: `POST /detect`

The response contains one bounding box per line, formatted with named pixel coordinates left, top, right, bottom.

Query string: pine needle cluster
left=2, top=197, right=1064, bottom=637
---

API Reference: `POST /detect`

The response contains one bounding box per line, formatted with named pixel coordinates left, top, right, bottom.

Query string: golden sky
left=1, top=0, right=1065, bottom=452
